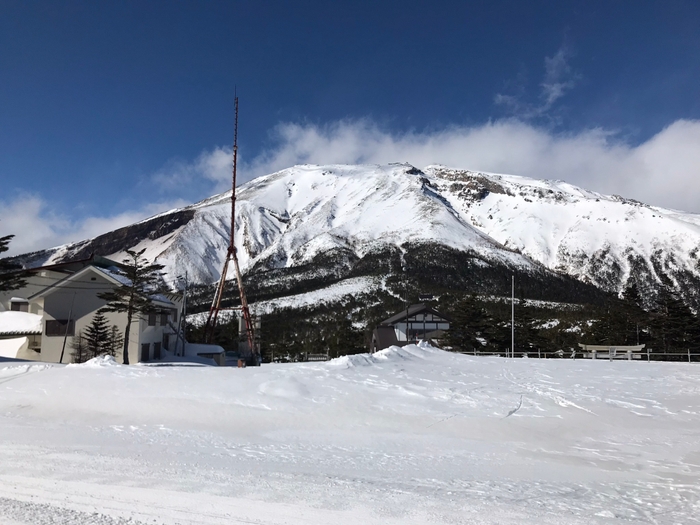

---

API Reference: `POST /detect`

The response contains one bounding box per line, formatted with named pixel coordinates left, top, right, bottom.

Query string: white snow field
left=0, top=344, right=698, bottom=524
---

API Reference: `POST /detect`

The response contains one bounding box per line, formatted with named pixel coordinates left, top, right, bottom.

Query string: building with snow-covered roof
left=371, top=304, right=450, bottom=352
left=0, top=256, right=181, bottom=364
left=0, top=311, right=43, bottom=359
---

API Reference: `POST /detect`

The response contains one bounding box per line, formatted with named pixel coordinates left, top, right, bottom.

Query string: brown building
left=371, top=303, right=450, bottom=352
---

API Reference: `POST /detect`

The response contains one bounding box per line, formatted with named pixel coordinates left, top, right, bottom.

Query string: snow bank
left=68, top=355, right=120, bottom=367
left=0, top=337, right=27, bottom=358
left=329, top=343, right=434, bottom=367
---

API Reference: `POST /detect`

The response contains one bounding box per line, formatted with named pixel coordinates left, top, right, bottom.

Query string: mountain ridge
left=11, top=163, right=700, bottom=307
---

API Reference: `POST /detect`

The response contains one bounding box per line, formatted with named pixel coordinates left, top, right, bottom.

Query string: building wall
left=392, top=314, right=450, bottom=341
left=37, top=271, right=179, bottom=364
left=0, top=270, right=68, bottom=313
left=39, top=272, right=125, bottom=363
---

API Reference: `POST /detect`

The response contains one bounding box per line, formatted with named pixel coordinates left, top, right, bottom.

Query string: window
left=162, top=333, right=170, bottom=350
left=10, top=301, right=28, bottom=312
left=46, top=320, right=75, bottom=337
left=160, top=312, right=168, bottom=326
left=171, top=309, right=177, bottom=323
left=141, top=343, right=150, bottom=362
left=148, top=312, right=157, bottom=326
left=153, top=342, right=161, bottom=360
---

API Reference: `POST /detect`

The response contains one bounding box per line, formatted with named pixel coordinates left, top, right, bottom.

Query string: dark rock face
left=12, top=209, right=196, bottom=268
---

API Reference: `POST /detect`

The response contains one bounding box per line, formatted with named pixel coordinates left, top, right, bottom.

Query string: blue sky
left=2, top=0, right=700, bottom=254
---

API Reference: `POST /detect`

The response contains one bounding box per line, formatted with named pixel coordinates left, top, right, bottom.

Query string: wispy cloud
left=495, top=46, right=579, bottom=121
left=0, top=195, right=189, bottom=257
left=152, top=146, right=233, bottom=194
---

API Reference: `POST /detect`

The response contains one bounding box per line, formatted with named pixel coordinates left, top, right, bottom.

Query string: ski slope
left=0, top=345, right=698, bottom=524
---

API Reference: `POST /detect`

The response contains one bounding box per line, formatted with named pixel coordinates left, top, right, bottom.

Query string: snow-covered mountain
left=15, top=163, right=700, bottom=304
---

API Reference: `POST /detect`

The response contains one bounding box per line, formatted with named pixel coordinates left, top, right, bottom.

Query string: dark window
left=46, top=320, right=75, bottom=337
left=153, top=342, right=161, bottom=360
left=148, top=313, right=157, bottom=326
left=162, top=333, right=170, bottom=350
left=160, top=312, right=168, bottom=326
left=141, top=343, right=150, bottom=362
left=10, top=301, right=28, bottom=312
left=171, top=309, right=177, bottom=323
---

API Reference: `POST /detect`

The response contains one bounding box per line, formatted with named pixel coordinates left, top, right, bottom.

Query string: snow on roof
left=184, top=342, right=225, bottom=356
left=0, top=337, right=28, bottom=358
left=0, top=311, right=43, bottom=335
left=92, top=265, right=133, bottom=287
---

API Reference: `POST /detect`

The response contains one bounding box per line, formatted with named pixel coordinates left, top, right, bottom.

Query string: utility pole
left=59, top=292, right=77, bottom=364
left=175, top=272, right=188, bottom=356
left=511, top=274, right=515, bottom=359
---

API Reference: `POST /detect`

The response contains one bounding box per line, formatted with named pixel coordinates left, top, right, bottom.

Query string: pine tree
left=70, top=332, right=90, bottom=363
left=106, top=325, right=123, bottom=357
left=515, top=299, right=546, bottom=354
left=648, top=288, right=700, bottom=357
left=0, top=234, right=26, bottom=292
left=98, top=249, right=165, bottom=365
left=447, top=295, right=493, bottom=353
left=84, top=311, right=111, bottom=358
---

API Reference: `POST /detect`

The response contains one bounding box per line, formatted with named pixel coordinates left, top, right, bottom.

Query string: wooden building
left=371, top=303, right=450, bottom=352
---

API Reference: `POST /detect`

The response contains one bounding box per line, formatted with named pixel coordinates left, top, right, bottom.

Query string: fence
left=457, top=349, right=700, bottom=362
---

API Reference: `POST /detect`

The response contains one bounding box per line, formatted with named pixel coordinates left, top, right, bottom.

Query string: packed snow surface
left=0, top=344, right=698, bottom=524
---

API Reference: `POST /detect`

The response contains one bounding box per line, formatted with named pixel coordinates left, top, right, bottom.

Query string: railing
left=456, top=349, right=700, bottom=362
left=265, top=350, right=331, bottom=363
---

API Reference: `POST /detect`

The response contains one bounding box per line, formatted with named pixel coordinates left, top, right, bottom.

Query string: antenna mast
left=204, top=95, right=258, bottom=363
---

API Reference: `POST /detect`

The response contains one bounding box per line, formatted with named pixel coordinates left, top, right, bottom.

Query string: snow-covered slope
left=425, top=166, right=700, bottom=295
left=1, top=345, right=699, bottom=523
left=19, top=163, right=700, bottom=300
left=151, top=164, right=548, bottom=285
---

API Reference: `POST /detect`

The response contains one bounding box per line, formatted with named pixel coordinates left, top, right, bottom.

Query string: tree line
left=445, top=282, right=700, bottom=359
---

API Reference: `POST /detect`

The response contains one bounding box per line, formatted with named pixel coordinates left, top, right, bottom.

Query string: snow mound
left=73, top=355, right=120, bottom=368
left=329, top=343, right=435, bottom=368
left=0, top=337, right=27, bottom=359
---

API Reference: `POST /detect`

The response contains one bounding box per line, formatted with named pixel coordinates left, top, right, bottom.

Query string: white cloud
left=152, top=146, right=233, bottom=194
left=241, top=118, right=700, bottom=213
left=495, top=46, right=578, bottom=120
left=0, top=195, right=188, bottom=257
left=542, top=47, right=576, bottom=107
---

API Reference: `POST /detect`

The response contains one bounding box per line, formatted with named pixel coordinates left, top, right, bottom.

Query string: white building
left=0, top=256, right=180, bottom=364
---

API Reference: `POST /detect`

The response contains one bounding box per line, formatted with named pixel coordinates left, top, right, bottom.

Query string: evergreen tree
left=106, top=325, right=123, bottom=357
left=649, top=288, right=700, bottom=357
left=515, top=299, right=546, bottom=354
left=0, top=234, right=26, bottom=292
left=447, top=295, right=493, bottom=353
left=70, top=332, right=90, bottom=363
left=84, top=311, right=111, bottom=358
left=98, top=249, right=165, bottom=365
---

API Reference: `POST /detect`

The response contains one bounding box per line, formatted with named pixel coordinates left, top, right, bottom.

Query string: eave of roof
left=380, top=303, right=450, bottom=325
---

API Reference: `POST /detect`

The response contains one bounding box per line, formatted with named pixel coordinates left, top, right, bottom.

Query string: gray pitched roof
left=380, top=303, right=449, bottom=325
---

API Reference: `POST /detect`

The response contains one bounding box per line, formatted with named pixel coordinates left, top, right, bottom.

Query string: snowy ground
left=0, top=345, right=698, bottom=524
